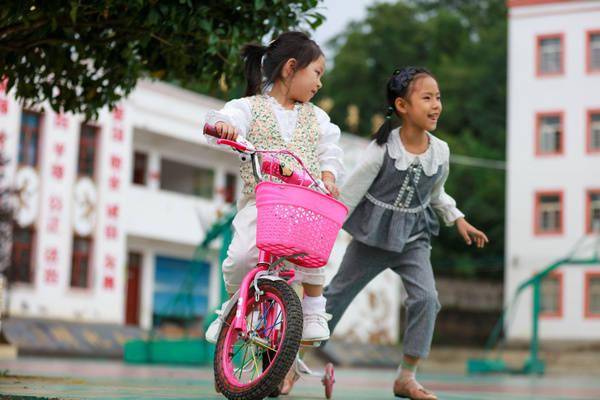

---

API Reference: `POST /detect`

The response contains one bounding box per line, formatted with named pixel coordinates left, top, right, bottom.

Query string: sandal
left=279, top=365, right=301, bottom=395
left=393, top=378, right=438, bottom=400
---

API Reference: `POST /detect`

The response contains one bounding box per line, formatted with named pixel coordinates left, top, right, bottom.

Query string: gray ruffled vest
left=343, top=147, right=443, bottom=252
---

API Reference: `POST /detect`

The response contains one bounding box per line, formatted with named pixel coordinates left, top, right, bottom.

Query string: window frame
left=77, top=122, right=100, bottom=179
left=17, top=110, right=43, bottom=168
left=539, top=271, right=563, bottom=319
left=132, top=151, right=148, bottom=186
left=9, top=224, right=36, bottom=284
left=70, top=235, right=93, bottom=289
left=534, top=190, right=564, bottom=236
left=159, top=157, right=215, bottom=199
left=586, top=109, right=600, bottom=154
left=586, top=29, right=600, bottom=74
left=584, top=271, right=600, bottom=319
left=586, top=189, right=600, bottom=234
left=535, top=111, right=564, bottom=156
left=536, top=33, right=565, bottom=77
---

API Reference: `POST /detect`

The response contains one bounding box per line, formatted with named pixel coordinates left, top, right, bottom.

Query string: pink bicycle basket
left=255, top=181, right=348, bottom=268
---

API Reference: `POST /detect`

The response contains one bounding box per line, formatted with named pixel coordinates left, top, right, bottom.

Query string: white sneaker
left=205, top=298, right=234, bottom=344
left=301, top=312, right=332, bottom=341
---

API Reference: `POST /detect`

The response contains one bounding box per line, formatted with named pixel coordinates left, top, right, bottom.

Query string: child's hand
left=456, top=218, right=489, bottom=248
left=321, top=171, right=339, bottom=198
left=215, top=121, right=238, bottom=141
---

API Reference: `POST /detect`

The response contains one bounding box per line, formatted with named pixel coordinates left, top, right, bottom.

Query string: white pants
left=222, top=196, right=326, bottom=294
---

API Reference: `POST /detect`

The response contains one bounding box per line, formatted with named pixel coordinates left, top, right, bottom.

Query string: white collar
left=386, top=127, right=449, bottom=176
left=264, top=93, right=302, bottom=113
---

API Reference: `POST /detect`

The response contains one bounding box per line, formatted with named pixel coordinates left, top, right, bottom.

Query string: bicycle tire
left=214, top=279, right=302, bottom=400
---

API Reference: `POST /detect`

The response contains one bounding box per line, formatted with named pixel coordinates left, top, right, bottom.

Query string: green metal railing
left=468, top=235, right=600, bottom=375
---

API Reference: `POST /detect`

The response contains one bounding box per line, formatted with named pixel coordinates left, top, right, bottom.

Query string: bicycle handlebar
left=203, top=123, right=219, bottom=138
left=202, top=123, right=328, bottom=194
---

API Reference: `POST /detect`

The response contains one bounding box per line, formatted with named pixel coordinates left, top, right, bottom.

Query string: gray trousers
left=324, top=238, right=441, bottom=358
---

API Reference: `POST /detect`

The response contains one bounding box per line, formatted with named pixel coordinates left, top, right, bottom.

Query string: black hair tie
left=385, top=106, right=394, bottom=119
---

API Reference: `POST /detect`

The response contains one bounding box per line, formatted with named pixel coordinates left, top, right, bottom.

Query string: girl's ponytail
left=241, top=43, right=267, bottom=96
left=373, top=106, right=395, bottom=145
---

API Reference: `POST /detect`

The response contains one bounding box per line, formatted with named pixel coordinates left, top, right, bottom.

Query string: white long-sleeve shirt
left=340, top=129, right=464, bottom=226
left=205, top=95, right=344, bottom=180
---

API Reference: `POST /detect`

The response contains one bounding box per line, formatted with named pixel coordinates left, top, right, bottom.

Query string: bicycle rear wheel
left=214, top=279, right=302, bottom=400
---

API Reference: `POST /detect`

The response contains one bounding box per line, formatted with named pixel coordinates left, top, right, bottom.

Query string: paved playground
left=1, top=357, right=600, bottom=399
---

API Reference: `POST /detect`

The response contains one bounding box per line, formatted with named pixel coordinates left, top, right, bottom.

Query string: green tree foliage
left=318, top=0, right=507, bottom=279
left=0, top=0, right=324, bottom=117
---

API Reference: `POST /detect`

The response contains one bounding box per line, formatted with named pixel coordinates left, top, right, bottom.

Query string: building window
left=132, top=151, right=148, bottom=185
left=9, top=225, right=35, bottom=283
left=160, top=158, right=214, bottom=199
left=540, top=272, right=562, bottom=318
left=536, top=113, right=563, bottom=155
left=537, top=34, right=563, bottom=76
left=224, top=173, right=237, bottom=204
left=77, top=123, right=99, bottom=177
left=18, top=111, right=42, bottom=167
left=585, top=272, right=600, bottom=318
left=535, top=191, right=563, bottom=235
left=588, top=111, right=600, bottom=153
left=587, top=31, right=600, bottom=73
left=70, top=236, right=92, bottom=288
left=587, top=190, right=600, bottom=234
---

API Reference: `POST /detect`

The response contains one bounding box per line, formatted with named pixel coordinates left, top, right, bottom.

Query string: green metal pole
left=525, top=278, right=545, bottom=374
left=531, top=279, right=540, bottom=364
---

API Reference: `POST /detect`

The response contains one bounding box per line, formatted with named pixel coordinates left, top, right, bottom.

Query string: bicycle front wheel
left=214, top=279, right=302, bottom=400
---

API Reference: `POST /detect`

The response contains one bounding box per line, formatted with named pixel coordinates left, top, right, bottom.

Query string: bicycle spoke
left=257, top=300, right=275, bottom=333
left=251, top=345, right=261, bottom=379
left=237, top=343, right=250, bottom=380
left=231, top=340, right=249, bottom=359
left=263, top=309, right=283, bottom=338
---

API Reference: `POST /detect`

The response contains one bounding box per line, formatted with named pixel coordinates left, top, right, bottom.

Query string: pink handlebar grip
left=203, top=123, right=219, bottom=138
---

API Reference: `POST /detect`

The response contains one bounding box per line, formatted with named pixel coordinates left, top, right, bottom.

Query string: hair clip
left=391, top=66, right=418, bottom=90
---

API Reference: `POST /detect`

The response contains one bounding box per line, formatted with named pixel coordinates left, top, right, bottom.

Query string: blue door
left=153, top=255, right=210, bottom=322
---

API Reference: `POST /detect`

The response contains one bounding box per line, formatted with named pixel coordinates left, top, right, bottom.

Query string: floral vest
left=240, top=95, right=321, bottom=195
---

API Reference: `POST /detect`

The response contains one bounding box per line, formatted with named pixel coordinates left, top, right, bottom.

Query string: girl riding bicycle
left=204, top=31, right=344, bottom=345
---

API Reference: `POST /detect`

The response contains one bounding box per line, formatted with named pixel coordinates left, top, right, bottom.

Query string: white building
left=0, top=79, right=401, bottom=345
left=506, top=0, right=600, bottom=341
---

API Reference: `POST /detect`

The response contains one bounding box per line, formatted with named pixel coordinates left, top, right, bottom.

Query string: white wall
left=506, top=1, right=600, bottom=340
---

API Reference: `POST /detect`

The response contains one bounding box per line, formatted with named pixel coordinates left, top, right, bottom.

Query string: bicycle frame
left=203, top=123, right=318, bottom=335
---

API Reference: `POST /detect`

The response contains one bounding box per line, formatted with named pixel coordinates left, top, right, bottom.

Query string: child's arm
left=314, top=105, right=344, bottom=198
left=205, top=98, right=252, bottom=141
left=431, top=161, right=489, bottom=248
left=339, top=141, right=385, bottom=215
left=430, top=161, right=464, bottom=226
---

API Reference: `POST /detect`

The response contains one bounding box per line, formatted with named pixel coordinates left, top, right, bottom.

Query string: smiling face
left=287, top=55, right=325, bottom=103
left=396, top=75, right=442, bottom=132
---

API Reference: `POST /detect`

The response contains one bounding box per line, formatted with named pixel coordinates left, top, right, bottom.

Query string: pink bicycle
left=203, top=124, right=347, bottom=400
